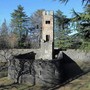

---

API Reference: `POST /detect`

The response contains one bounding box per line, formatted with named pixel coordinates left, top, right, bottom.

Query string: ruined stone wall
left=8, top=49, right=90, bottom=86
left=0, top=48, right=54, bottom=62
left=1, top=49, right=90, bottom=62
left=0, top=49, right=41, bottom=62
left=62, top=49, right=90, bottom=61
left=8, top=58, right=62, bottom=86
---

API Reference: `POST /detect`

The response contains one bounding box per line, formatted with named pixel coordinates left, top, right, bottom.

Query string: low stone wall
left=62, top=49, right=90, bottom=62
left=61, top=49, right=90, bottom=72
left=0, top=49, right=89, bottom=62
left=0, top=47, right=53, bottom=62
left=0, top=49, right=41, bottom=62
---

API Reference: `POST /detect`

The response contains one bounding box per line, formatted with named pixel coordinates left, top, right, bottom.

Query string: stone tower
left=41, top=11, right=54, bottom=60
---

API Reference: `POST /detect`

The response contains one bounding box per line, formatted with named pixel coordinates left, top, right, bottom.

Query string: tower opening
left=45, top=21, right=50, bottom=24
left=46, top=35, right=50, bottom=41
left=36, top=25, right=39, bottom=29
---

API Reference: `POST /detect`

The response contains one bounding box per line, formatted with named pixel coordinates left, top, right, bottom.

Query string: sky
left=0, top=0, right=84, bottom=25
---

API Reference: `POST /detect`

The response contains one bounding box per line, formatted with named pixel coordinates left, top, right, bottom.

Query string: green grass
left=0, top=77, right=49, bottom=90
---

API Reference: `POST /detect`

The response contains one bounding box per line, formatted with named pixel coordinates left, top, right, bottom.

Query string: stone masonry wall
left=0, top=49, right=41, bottom=62
left=62, top=49, right=90, bottom=62
left=8, top=58, right=62, bottom=86
left=0, top=49, right=90, bottom=62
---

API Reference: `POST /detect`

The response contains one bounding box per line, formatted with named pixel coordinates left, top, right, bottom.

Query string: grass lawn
left=0, top=77, right=49, bottom=90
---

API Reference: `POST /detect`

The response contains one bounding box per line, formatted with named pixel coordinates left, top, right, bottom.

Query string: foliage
left=54, top=10, right=71, bottom=49
left=11, top=5, right=29, bottom=48
left=69, top=33, right=83, bottom=49
left=0, top=19, right=19, bottom=49
left=8, top=33, right=18, bottom=48
left=0, top=5, right=90, bottom=50
left=80, top=41, right=90, bottom=52
left=0, top=19, right=9, bottom=49
left=0, top=7, right=44, bottom=49
left=10, top=6, right=43, bottom=48
left=71, top=4, right=90, bottom=50
left=55, top=0, right=90, bottom=5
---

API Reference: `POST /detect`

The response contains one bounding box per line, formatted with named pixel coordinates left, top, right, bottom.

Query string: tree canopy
left=55, top=0, right=90, bottom=5
left=71, top=4, right=90, bottom=51
left=0, top=4, right=90, bottom=51
left=54, top=10, right=71, bottom=49
left=11, top=5, right=31, bottom=48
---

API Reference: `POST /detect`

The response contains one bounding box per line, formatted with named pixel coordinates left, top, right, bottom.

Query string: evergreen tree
left=54, top=0, right=90, bottom=5
left=71, top=4, right=90, bottom=50
left=54, top=10, right=71, bottom=49
left=0, top=19, right=9, bottom=49
left=11, top=5, right=28, bottom=47
left=1, top=19, right=8, bottom=36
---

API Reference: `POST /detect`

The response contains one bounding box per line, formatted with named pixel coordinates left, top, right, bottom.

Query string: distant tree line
left=0, top=4, right=90, bottom=51
left=54, top=4, right=90, bottom=51
left=0, top=5, right=43, bottom=49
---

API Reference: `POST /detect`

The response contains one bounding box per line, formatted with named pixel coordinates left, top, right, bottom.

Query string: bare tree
left=9, top=52, right=36, bottom=84
left=29, top=10, right=44, bottom=48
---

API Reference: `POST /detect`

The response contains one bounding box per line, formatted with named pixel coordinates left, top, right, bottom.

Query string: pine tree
left=11, top=5, right=28, bottom=46
left=54, top=10, right=71, bottom=49
left=54, top=0, right=90, bottom=5
left=1, top=19, right=8, bottom=36
left=0, top=19, right=9, bottom=49
left=72, top=4, right=90, bottom=51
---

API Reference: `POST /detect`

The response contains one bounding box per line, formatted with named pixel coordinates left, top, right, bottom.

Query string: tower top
left=42, top=10, right=53, bottom=15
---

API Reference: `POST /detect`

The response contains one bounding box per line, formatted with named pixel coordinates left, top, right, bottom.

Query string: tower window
left=36, top=25, right=39, bottom=29
left=40, top=71, right=41, bottom=75
left=45, top=21, right=50, bottom=24
left=46, top=35, right=50, bottom=41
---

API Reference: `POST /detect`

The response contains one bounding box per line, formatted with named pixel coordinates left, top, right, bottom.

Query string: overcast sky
left=0, top=0, right=84, bottom=25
